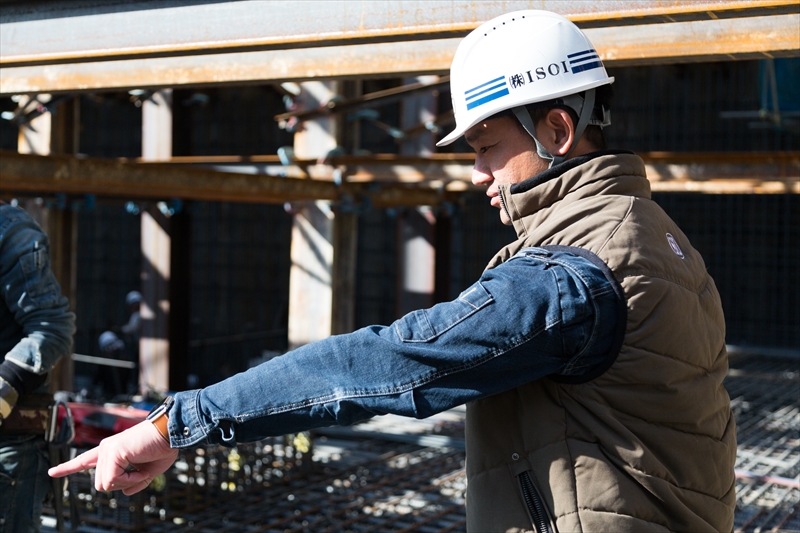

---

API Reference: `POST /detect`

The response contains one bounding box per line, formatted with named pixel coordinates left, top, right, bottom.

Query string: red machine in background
left=54, top=401, right=150, bottom=448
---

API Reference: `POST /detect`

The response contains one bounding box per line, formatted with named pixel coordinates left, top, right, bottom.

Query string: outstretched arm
left=48, top=421, right=178, bottom=495
left=48, top=248, right=622, bottom=495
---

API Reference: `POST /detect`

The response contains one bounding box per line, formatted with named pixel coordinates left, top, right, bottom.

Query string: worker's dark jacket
left=466, top=151, right=737, bottom=532
left=0, top=204, right=74, bottom=376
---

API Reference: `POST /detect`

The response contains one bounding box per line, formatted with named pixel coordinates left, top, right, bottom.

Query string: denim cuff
left=169, top=389, right=213, bottom=448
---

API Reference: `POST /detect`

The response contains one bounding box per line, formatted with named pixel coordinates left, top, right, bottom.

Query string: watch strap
left=151, top=412, right=169, bottom=442
left=146, top=396, right=173, bottom=443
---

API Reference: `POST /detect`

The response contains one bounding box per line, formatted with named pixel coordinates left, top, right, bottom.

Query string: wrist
left=146, top=396, right=173, bottom=443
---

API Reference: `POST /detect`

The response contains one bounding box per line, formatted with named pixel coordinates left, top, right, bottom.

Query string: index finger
left=48, top=447, right=100, bottom=478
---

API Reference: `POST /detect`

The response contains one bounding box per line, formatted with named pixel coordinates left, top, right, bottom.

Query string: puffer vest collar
left=497, top=150, right=644, bottom=240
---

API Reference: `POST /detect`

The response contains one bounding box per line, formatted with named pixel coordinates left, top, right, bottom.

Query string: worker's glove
left=0, top=360, right=47, bottom=426
left=0, top=375, right=20, bottom=426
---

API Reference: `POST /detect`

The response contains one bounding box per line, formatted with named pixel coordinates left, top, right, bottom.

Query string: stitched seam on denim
left=545, top=257, right=604, bottom=374
left=458, top=286, right=483, bottom=309
left=553, top=264, right=568, bottom=363
left=543, top=256, right=598, bottom=296
left=515, top=249, right=616, bottom=300
left=239, top=319, right=559, bottom=419
left=173, top=390, right=209, bottom=447
left=589, top=285, right=614, bottom=298
left=563, top=288, right=600, bottom=375
left=513, top=252, right=611, bottom=375
left=394, top=282, right=494, bottom=342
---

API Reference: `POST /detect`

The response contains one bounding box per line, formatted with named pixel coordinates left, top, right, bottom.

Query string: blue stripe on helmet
left=466, top=88, right=510, bottom=110
left=567, top=49, right=595, bottom=59
left=570, top=53, right=599, bottom=65
left=466, top=81, right=507, bottom=102
left=465, top=75, right=505, bottom=95
left=571, top=61, right=602, bottom=73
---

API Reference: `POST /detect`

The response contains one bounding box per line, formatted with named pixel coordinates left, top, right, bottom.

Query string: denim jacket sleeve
left=0, top=205, right=76, bottom=374
left=169, top=247, right=622, bottom=447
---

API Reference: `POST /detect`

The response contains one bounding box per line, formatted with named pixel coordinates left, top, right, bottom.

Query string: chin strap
left=512, top=88, right=599, bottom=168
left=561, top=89, right=595, bottom=163
left=511, top=106, right=554, bottom=168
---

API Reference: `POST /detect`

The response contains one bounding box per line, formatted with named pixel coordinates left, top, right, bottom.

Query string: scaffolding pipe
left=2, top=14, right=798, bottom=95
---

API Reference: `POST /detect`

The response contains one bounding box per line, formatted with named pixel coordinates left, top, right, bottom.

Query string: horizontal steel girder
left=175, top=152, right=800, bottom=194
left=2, top=1, right=798, bottom=66
left=0, top=151, right=448, bottom=207
left=2, top=151, right=797, bottom=200
left=1, top=13, right=798, bottom=95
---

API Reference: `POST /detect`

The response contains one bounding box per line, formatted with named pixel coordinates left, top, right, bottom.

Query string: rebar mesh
left=728, top=352, right=800, bottom=532
left=46, top=351, right=799, bottom=532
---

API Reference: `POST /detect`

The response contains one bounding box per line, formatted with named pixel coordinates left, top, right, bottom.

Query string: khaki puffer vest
left=465, top=153, right=736, bottom=532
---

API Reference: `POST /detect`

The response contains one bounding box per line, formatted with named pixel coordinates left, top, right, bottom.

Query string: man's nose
left=471, top=160, right=493, bottom=187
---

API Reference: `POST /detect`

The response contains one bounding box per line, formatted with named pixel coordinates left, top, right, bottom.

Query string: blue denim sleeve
left=0, top=206, right=76, bottom=374
left=169, top=248, right=620, bottom=447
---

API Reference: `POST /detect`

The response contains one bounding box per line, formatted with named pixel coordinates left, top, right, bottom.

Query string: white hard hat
left=125, top=290, right=142, bottom=305
left=437, top=10, right=614, bottom=148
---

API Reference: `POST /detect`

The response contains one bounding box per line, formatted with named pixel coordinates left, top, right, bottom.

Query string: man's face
left=465, top=115, right=549, bottom=225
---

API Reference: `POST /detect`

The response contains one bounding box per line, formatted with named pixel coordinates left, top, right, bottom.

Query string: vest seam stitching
left=607, top=409, right=731, bottom=441
left=561, top=508, right=672, bottom=531
left=595, top=446, right=722, bottom=526
left=596, top=195, right=634, bottom=255
left=616, top=270, right=707, bottom=295
left=620, top=344, right=719, bottom=372
left=560, top=386, right=585, bottom=533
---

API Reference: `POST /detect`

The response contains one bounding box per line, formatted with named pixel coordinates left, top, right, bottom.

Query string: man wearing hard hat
left=50, top=11, right=735, bottom=532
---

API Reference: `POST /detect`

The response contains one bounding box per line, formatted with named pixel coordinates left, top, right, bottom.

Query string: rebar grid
left=156, top=447, right=467, bottom=533
left=45, top=352, right=798, bottom=532
left=728, top=353, right=800, bottom=532
left=48, top=435, right=468, bottom=533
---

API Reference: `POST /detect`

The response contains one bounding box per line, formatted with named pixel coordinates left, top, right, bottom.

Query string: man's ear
left=539, top=108, right=575, bottom=156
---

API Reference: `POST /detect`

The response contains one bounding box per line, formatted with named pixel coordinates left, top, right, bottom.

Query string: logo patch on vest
left=666, top=233, right=684, bottom=259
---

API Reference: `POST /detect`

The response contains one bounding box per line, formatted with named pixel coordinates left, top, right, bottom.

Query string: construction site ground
left=43, top=350, right=799, bottom=532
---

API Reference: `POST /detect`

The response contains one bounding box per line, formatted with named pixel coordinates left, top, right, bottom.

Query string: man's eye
left=479, top=144, right=495, bottom=154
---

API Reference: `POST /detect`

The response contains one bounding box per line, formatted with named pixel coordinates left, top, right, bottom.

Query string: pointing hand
left=48, top=421, right=179, bottom=495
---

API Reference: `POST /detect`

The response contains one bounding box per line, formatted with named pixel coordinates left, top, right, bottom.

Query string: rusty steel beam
left=2, top=151, right=796, bottom=201
left=0, top=151, right=446, bottom=207
left=0, top=38, right=458, bottom=95
left=648, top=178, right=799, bottom=193
left=150, top=152, right=800, bottom=194
left=642, top=151, right=800, bottom=193
left=2, top=1, right=797, bottom=67
left=2, top=14, right=798, bottom=95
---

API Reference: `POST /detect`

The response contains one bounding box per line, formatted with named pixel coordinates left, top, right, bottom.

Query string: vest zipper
left=499, top=188, right=511, bottom=221
left=519, top=471, right=554, bottom=533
